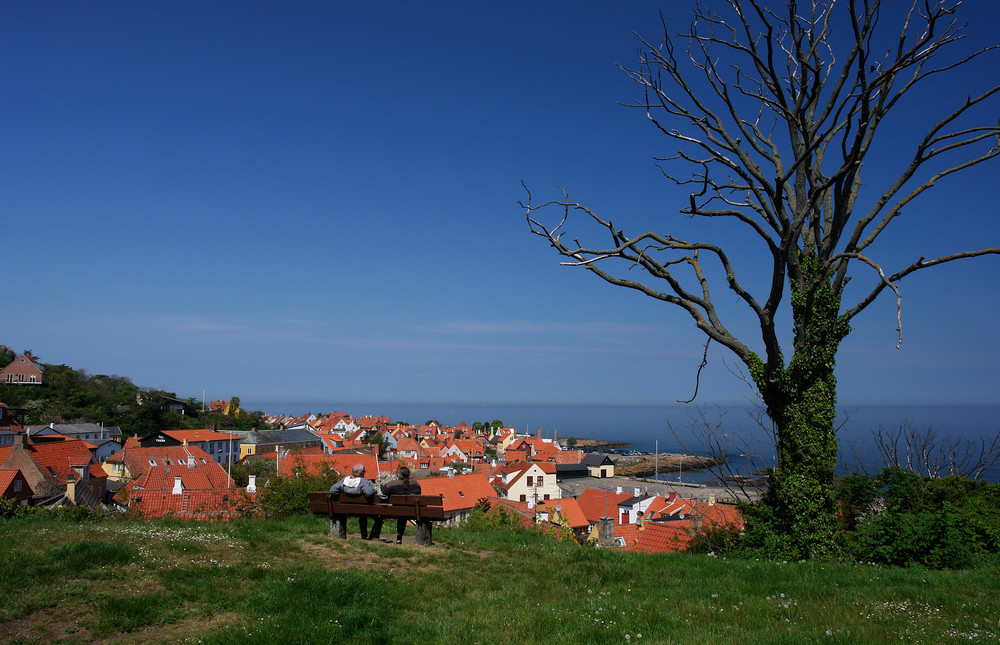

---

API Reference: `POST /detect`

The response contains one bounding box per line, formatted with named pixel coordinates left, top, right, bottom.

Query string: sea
left=247, top=400, right=1000, bottom=484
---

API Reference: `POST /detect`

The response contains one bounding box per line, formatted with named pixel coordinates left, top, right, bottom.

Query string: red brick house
left=0, top=353, right=48, bottom=385
left=0, top=468, right=33, bottom=504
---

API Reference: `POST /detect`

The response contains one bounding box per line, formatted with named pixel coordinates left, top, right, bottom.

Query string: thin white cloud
left=415, top=319, right=658, bottom=336
left=173, top=318, right=247, bottom=333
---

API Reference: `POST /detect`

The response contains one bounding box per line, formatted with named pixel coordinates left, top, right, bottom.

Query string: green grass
left=0, top=515, right=998, bottom=644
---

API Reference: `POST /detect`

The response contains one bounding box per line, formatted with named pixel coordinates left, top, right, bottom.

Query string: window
left=13, top=480, right=21, bottom=492
left=526, top=476, right=533, bottom=486
left=543, top=494, right=550, bottom=500
left=537, top=476, right=543, bottom=486
left=519, top=494, right=526, bottom=502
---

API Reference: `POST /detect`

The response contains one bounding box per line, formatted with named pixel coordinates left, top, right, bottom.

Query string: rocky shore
left=614, top=453, right=725, bottom=478
left=572, top=439, right=630, bottom=450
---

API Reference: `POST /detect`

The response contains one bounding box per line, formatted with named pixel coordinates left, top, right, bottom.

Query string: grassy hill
left=1, top=513, right=998, bottom=644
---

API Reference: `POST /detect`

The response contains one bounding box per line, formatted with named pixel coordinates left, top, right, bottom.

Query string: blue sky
left=3, top=1, right=999, bottom=411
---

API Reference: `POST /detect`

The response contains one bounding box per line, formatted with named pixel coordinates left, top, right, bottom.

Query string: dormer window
left=149, top=460, right=157, bottom=466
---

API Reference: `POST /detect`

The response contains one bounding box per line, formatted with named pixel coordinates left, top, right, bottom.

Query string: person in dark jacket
left=369, top=466, right=422, bottom=543
left=329, top=463, right=377, bottom=539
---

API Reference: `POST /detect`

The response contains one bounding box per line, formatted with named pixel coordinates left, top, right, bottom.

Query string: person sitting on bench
left=369, top=466, right=422, bottom=543
left=329, top=463, right=377, bottom=539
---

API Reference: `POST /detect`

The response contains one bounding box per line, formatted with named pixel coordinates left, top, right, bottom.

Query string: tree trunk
left=745, top=256, right=850, bottom=558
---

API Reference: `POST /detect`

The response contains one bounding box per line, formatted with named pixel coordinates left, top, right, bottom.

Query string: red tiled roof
left=554, top=450, right=583, bottom=465
left=126, top=489, right=258, bottom=521
left=277, top=453, right=379, bottom=478
left=162, top=428, right=240, bottom=443
left=416, top=473, right=496, bottom=513
left=107, top=445, right=216, bottom=480
left=576, top=488, right=634, bottom=524
left=537, top=496, right=589, bottom=530
left=130, top=462, right=233, bottom=491
left=628, top=522, right=692, bottom=554
left=0, top=436, right=100, bottom=484
left=0, top=468, right=31, bottom=498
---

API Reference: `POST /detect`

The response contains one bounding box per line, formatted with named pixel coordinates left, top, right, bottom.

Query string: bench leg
left=415, top=521, right=432, bottom=546
left=331, top=515, right=347, bottom=539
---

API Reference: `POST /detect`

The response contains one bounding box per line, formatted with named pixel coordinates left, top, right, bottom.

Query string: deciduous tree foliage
left=523, top=0, right=1000, bottom=557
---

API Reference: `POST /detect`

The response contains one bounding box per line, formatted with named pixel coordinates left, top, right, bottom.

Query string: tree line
left=0, top=345, right=270, bottom=437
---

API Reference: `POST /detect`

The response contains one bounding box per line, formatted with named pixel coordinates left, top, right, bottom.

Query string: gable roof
left=0, top=435, right=102, bottom=484
left=0, top=468, right=31, bottom=497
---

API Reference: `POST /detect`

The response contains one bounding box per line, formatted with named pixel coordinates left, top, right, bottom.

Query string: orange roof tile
left=537, top=496, right=589, bottom=530
left=162, top=428, right=240, bottom=443
left=277, top=453, right=379, bottom=478
left=126, top=489, right=258, bottom=521
left=576, top=488, right=633, bottom=524
left=416, top=473, right=496, bottom=513
left=130, top=462, right=233, bottom=491
left=628, top=522, right=692, bottom=554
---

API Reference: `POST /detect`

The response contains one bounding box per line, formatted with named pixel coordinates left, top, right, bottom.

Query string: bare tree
left=845, top=423, right=1000, bottom=479
left=522, top=0, right=1000, bottom=558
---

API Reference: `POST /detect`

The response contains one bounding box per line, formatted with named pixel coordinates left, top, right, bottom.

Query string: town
left=0, top=351, right=742, bottom=554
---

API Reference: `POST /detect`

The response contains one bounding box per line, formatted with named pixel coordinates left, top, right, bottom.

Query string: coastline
left=557, top=470, right=761, bottom=505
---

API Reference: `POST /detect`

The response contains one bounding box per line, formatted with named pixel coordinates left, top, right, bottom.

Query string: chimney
left=172, top=476, right=183, bottom=494
left=668, top=491, right=677, bottom=503
left=636, top=511, right=644, bottom=530
left=66, top=474, right=77, bottom=505
left=599, top=517, right=615, bottom=547
left=552, top=429, right=557, bottom=444
left=247, top=475, right=257, bottom=493
left=449, top=470, right=455, bottom=479
left=49, top=422, right=55, bottom=429
left=183, top=438, right=189, bottom=446
left=537, top=427, right=541, bottom=439
left=615, top=486, right=622, bottom=494
left=708, top=495, right=716, bottom=506
left=634, top=487, right=640, bottom=496
left=13, top=433, right=25, bottom=449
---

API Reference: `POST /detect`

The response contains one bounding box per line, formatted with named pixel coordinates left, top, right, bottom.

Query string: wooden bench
left=308, top=491, right=446, bottom=546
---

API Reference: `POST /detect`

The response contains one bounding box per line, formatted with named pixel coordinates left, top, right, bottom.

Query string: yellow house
left=230, top=428, right=321, bottom=460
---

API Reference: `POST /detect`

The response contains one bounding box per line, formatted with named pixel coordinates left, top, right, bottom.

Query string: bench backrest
left=307, top=491, right=446, bottom=521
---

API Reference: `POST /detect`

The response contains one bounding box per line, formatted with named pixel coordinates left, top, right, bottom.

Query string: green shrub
left=257, top=465, right=341, bottom=520
left=838, top=468, right=1000, bottom=568
left=686, top=523, right=742, bottom=555
left=463, top=498, right=535, bottom=534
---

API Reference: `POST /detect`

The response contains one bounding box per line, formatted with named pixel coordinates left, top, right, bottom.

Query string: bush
left=463, top=498, right=535, bottom=534
left=685, top=523, right=742, bottom=555
left=838, top=467, right=1000, bottom=568
left=257, top=466, right=341, bottom=520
